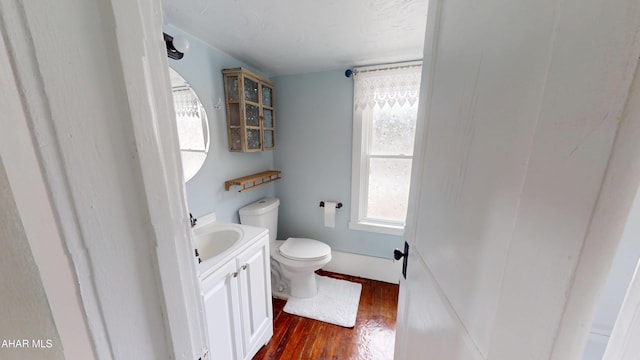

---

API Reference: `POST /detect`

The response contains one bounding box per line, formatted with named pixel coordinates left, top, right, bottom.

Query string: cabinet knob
left=231, top=272, right=238, bottom=278
left=241, top=264, right=248, bottom=271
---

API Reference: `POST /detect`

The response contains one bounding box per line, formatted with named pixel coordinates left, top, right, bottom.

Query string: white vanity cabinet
left=200, top=232, right=273, bottom=360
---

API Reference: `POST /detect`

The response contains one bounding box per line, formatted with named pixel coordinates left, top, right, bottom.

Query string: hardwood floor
left=253, top=270, right=399, bottom=360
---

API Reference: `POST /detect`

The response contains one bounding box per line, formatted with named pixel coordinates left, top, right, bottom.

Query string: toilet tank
left=239, top=197, right=279, bottom=244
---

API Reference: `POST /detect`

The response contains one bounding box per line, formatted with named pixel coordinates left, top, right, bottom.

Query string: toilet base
left=269, top=240, right=331, bottom=299
left=272, top=262, right=320, bottom=299
left=287, top=272, right=318, bottom=298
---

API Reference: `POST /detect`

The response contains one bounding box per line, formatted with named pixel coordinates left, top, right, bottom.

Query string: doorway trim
left=109, top=0, right=207, bottom=357
left=0, top=0, right=207, bottom=358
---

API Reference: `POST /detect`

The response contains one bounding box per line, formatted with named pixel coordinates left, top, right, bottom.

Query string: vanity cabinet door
left=237, top=235, right=273, bottom=360
left=201, top=260, right=242, bottom=360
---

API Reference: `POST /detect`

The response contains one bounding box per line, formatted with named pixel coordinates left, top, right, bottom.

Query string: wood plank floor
left=253, top=270, right=399, bottom=360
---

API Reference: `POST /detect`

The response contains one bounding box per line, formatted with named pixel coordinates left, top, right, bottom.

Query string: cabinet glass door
left=261, top=85, right=272, bottom=107
left=230, top=128, right=242, bottom=151
left=263, top=130, right=274, bottom=149
left=244, top=78, right=259, bottom=103
left=245, top=104, right=260, bottom=126
left=263, top=109, right=273, bottom=128
left=262, top=84, right=275, bottom=150
left=247, top=129, right=262, bottom=150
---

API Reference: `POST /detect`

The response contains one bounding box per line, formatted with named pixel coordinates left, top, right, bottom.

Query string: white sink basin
left=195, top=226, right=243, bottom=262
left=192, top=220, right=268, bottom=275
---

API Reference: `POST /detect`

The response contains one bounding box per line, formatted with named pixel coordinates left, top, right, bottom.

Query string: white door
left=395, top=0, right=640, bottom=359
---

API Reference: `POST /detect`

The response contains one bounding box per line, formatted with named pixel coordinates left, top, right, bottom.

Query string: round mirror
left=169, top=68, right=210, bottom=182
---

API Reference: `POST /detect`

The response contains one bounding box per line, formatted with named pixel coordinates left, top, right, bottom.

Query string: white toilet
left=239, top=197, right=331, bottom=299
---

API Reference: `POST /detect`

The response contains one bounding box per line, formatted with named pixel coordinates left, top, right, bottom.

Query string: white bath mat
left=283, top=275, right=362, bottom=327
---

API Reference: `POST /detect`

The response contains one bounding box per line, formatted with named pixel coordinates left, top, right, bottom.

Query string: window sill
left=348, top=220, right=405, bottom=236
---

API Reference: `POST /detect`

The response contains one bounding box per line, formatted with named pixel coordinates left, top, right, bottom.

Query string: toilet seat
left=279, top=237, right=331, bottom=261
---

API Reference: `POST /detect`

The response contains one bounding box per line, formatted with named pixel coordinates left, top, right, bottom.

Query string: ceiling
left=162, top=0, right=428, bottom=77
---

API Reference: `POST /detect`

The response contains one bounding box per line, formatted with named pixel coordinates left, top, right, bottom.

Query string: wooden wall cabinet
left=222, top=68, right=275, bottom=152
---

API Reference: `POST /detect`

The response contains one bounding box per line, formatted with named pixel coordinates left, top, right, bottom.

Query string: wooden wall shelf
left=225, top=170, right=281, bottom=192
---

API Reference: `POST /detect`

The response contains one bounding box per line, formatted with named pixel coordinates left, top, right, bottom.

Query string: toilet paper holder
left=319, top=201, right=342, bottom=209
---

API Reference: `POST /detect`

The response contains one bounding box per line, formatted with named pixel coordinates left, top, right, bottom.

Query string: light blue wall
left=164, top=25, right=275, bottom=222
left=166, top=26, right=403, bottom=258
left=272, top=70, right=404, bottom=259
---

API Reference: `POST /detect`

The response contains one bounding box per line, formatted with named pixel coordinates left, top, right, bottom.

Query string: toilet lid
left=279, top=238, right=331, bottom=261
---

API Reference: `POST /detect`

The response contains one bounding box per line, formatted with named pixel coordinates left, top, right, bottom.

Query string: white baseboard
left=322, top=250, right=402, bottom=284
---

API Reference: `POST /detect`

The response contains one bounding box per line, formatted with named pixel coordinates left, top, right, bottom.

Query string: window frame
left=348, top=62, right=421, bottom=236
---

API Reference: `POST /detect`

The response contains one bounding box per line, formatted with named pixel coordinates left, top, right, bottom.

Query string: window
left=349, top=62, right=422, bottom=235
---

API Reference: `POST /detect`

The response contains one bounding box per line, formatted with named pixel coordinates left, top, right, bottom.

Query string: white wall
left=594, top=190, right=640, bottom=332
left=604, top=254, right=640, bottom=360
left=585, top=187, right=640, bottom=359
left=399, top=0, right=640, bottom=358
